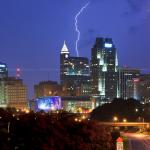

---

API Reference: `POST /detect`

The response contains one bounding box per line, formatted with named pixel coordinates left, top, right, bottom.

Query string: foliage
left=90, top=98, right=144, bottom=122
left=0, top=109, right=114, bottom=150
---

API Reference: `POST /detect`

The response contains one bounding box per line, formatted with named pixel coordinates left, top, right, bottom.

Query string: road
left=123, top=133, right=150, bottom=150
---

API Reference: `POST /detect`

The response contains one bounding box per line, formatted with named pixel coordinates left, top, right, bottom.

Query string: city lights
left=113, top=116, right=118, bottom=122
left=123, top=118, right=127, bottom=123
left=104, top=43, right=112, bottom=48
left=31, top=96, right=61, bottom=112
left=0, top=1, right=150, bottom=149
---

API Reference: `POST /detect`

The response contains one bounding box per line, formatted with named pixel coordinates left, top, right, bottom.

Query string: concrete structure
left=98, top=122, right=150, bottom=129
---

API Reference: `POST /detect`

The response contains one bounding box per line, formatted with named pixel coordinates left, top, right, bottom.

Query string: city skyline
left=0, top=0, right=150, bottom=97
left=1, top=1, right=150, bottom=149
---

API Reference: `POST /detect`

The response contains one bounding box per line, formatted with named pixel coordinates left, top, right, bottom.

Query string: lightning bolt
left=75, top=2, right=90, bottom=57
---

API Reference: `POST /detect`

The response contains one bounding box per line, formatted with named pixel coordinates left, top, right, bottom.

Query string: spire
left=61, top=41, right=69, bottom=54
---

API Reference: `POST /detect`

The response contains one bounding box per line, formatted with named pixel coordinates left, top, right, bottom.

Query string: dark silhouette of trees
left=0, top=109, right=114, bottom=150
left=90, top=98, right=143, bottom=122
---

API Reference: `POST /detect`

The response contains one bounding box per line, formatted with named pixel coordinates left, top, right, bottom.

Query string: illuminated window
left=102, top=64, right=107, bottom=72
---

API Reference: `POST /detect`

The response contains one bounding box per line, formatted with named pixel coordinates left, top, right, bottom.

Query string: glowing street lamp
left=75, top=118, right=78, bottom=122
left=123, top=118, right=127, bottom=123
left=113, top=116, right=118, bottom=130
left=113, top=116, right=118, bottom=122
left=82, top=115, right=86, bottom=120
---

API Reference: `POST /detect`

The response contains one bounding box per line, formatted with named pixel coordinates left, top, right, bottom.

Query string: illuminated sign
left=36, top=96, right=61, bottom=111
left=104, top=43, right=112, bottom=48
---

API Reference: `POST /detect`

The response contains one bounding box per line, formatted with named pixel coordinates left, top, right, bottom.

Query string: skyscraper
left=60, top=41, right=91, bottom=96
left=0, top=62, right=8, bottom=78
left=60, top=41, right=70, bottom=85
left=91, top=38, right=118, bottom=105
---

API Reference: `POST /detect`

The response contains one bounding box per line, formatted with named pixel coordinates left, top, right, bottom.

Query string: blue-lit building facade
left=30, top=96, right=61, bottom=112
left=60, top=41, right=91, bottom=96
left=91, top=38, right=119, bottom=105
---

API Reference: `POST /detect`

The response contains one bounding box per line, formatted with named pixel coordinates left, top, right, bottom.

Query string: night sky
left=0, top=0, right=150, bottom=98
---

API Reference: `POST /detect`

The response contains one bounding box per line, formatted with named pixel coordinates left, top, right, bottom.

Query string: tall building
left=60, top=41, right=91, bottom=96
left=34, top=80, right=62, bottom=98
left=0, top=62, right=8, bottom=78
left=0, top=77, right=28, bottom=109
left=60, top=41, right=70, bottom=84
left=118, top=67, right=140, bottom=100
left=91, top=38, right=118, bottom=105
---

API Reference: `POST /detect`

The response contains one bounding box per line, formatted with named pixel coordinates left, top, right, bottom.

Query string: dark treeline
left=91, top=98, right=150, bottom=122
left=0, top=109, right=116, bottom=150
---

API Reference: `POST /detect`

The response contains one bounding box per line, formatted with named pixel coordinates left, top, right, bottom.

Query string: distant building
left=0, top=77, right=28, bottom=109
left=118, top=67, right=140, bottom=99
left=0, top=62, right=8, bottom=78
left=60, top=41, right=91, bottom=96
left=61, top=96, right=95, bottom=113
left=139, top=74, right=150, bottom=103
left=90, top=38, right=118, bottom=105
left=126, top=78, right=140, bottom=100
left=34, top=81, right=62, bottom=98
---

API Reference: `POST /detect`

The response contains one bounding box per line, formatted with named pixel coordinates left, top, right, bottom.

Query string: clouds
left=122, top=0, right=150, bottom=34
left=128, top=26, right=139, bottom=34
left=80, top=29, right=98, bottom=49
left=126, top=0, right=149, bottom=13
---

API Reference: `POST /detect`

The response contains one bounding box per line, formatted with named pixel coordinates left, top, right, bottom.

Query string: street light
left=82, top=115, right=86, bottom=120
left=113, top=116, right=118, bottom=131
left=113, top=116, right=118, bottom=122
left=74, top=118, right=78, bottom=122
left=123, top=118, right=127, bottom=123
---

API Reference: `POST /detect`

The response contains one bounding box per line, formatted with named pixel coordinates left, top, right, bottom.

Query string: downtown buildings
left=0, top=62, right=28, bottom=110
left=1, top=37, right=150, bottom=112
left=59, top=38, right=150, bottom=107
